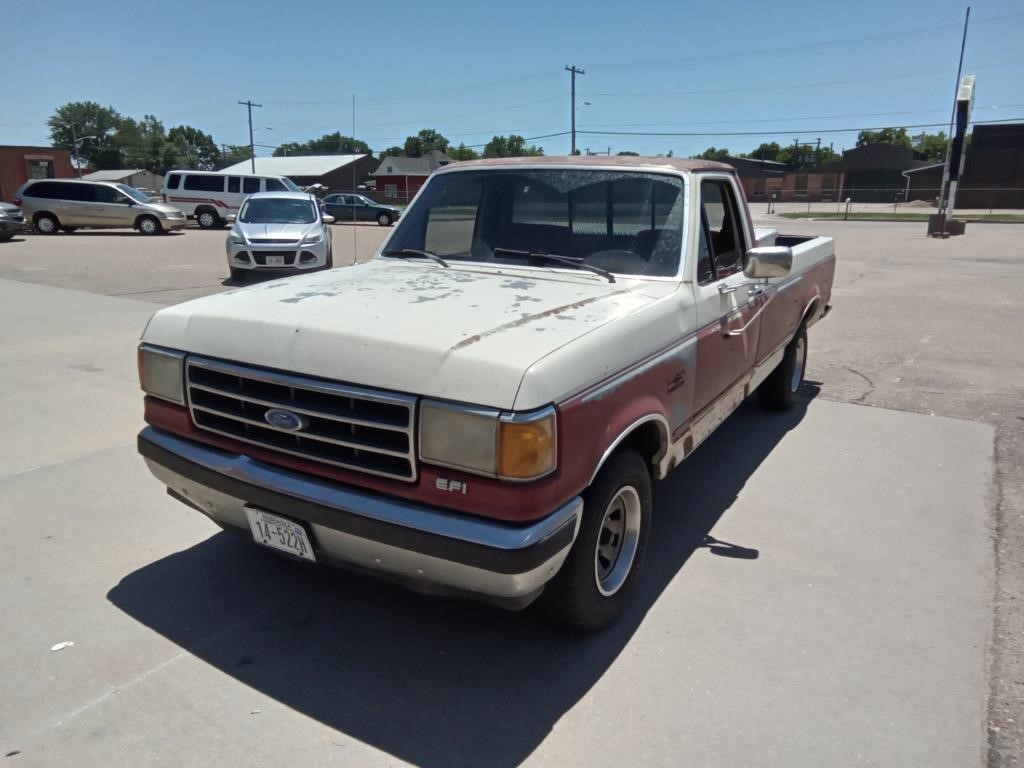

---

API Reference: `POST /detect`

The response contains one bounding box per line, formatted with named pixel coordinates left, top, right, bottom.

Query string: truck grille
left=251, top=250, right=296, bottom=265
left=249, top=238, right=298, bottom=244
left=185, top=357, right=417, bottom=481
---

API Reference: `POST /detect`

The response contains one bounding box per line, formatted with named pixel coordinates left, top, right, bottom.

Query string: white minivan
left=163, top=170, right=302, bottom=228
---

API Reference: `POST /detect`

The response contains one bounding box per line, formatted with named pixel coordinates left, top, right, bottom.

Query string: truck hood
left=142, top=260, right=676, bottom=409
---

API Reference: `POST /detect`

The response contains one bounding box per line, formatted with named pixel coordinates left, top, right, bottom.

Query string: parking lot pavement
left=0, top=223, right=390, bottom=305
left=0, top=277, right=994, bottom=767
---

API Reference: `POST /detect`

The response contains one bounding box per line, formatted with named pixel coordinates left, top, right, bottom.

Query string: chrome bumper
left=138, top=427, right=581, bottom=603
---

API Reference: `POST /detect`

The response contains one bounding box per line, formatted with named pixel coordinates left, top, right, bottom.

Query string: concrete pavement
left=0, top=277, right=994, bottom=767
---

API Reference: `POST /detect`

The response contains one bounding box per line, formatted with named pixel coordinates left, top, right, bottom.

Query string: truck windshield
left=240, top=198, right=317, bottom=224
left=384, top=169, right=686, bottom=277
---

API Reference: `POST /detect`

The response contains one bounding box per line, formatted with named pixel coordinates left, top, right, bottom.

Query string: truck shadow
left=108, top=389, right=816, bottom=768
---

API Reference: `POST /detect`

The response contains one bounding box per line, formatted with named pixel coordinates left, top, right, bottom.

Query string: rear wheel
left=376, top=212, right=392, bottom=226
left=137, top=215, right=162, bottom=235
left=196, top=209, right=221, bottom=229
left=758, top=324, right=807, bottom=411
left=34, top=213, right=59, bottom=234
left=539, top=449, right=651, bottom=632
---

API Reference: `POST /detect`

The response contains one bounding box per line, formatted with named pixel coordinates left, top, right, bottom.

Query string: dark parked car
left=0, top=202, right=27, bottom=240
left=322, top=193, right=402, bottom=226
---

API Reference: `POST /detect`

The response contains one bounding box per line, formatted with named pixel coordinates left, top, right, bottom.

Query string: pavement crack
left=844, top=366, right=876, bottom=403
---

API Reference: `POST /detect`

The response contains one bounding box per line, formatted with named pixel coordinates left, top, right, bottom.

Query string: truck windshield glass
left=240, top=198, right=317, bottom=224
left=385, top=169, right=686, bottom=277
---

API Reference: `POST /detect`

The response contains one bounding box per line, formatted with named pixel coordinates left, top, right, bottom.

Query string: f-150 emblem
left=264, top=408, right=308, bottom=432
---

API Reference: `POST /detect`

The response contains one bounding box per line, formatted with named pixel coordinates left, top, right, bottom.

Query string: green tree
left=482, top=135, right=544, bottom=158
left=693, top=146, right=731, bottom=161
left=47, top=101, right=124, bottom=169
left=119, top=114, right=171, bottom=173
left=616, top=150, right=640, bottom=156
left=166, top=125, right=221, bottom=170
left=274, top=132, right=370, bottom=157
left=856, top=127, right=911, bottom=148
left=913, top=131, right=948, bottom=161
left=377, top=145, right=404, bottom=160
left=743, top=142, right=783, bottom=161
left=218, top=145, right=254, bottom=169
left=404, top=129, right=450, bottom=157
left=447, top=143, right=480, bottom=161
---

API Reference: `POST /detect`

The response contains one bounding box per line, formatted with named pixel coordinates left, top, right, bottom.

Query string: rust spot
left=449, top=290, right=630, bottom=351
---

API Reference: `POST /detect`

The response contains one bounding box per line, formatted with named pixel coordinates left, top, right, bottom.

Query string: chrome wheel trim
left=377, top=213, right=389, bottom=225
left=594, top=485, right=642, bottom=597
left=790, top=336, right=806, bottom=393
left=36, top=216, right=56, bottom=233
left=197, top=211, right=216, bottom=227
left=140, top=218, right=158, bottom=234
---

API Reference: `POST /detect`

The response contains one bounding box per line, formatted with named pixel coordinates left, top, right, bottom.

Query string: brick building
left=0, top=145, right=75, bottom=202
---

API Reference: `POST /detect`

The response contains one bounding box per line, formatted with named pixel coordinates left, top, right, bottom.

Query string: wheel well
left=135, top=213, right=157, bottom=225
left=196, top=206, right=218, bottom=217
left=801, top=296, right=821, bottom=326
left=33, top=211, right=57, bottom=223
left=591, top=418, right=668, bottom=484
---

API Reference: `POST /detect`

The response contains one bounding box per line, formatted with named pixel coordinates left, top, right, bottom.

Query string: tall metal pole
left=938, top=7, right=970, bottom=225
left=71, top=123, right=81, bottom=177
left=239, top=100, right=262, bottom=173
left=566, top=65, right=585, bottom=155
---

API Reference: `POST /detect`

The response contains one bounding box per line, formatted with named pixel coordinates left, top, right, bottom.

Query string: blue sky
left=2, top=0, right=1022, bottom=158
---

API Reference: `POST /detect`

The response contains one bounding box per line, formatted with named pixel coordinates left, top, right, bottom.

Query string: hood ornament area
left=264, top=408, right=308, bottom=432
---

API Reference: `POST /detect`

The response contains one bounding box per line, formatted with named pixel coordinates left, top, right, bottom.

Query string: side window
left=93, top=185, right=126, bottom=204
left=242, top=177, right=260, bottom=194
left=62, top=183, right=94, bottom=202
left=26, top=181, right=54, bottom=199
left=184, top=174, right=225, bottom=192
left=264, top=178, right=286, bottom=192
left=166, top=174, right=180, bottom=190
left=227, top=176, right=240, bottom=193
left=699, top=179, right=746, bottom=279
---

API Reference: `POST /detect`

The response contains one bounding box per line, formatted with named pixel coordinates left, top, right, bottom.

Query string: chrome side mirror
left=225, top=214, right=236, bottom=223
left=322, top=215, right=335, bottom=224
left=744, top=246, right=792, bottom=279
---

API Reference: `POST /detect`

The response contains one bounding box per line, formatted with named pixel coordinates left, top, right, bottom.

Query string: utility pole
left=565, top=65, right=585, bottom=155
left=239, top=99, right=262, bottom=173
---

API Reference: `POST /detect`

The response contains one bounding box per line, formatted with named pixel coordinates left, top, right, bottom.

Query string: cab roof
left=438, top=155, right=735, bottom=173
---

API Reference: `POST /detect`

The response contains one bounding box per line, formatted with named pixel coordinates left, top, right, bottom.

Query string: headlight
left=302, top=231, right=323, bottom=244
left=138, top=345, right=186, bottom=405
left=419, top=401, right=556, bottom=481
left=228, top=233, right=245, bottom=244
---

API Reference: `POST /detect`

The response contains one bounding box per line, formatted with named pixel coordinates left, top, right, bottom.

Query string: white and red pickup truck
left=137, top=156, right=834, bottom=630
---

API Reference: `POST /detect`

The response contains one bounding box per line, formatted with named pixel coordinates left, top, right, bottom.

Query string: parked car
left=225, top=191, right=334, bottom=280
left=137, top=156, right=835, bottom=631
left=15, top=179, right=186, bottom=235
left=322, top=193, right=402, bottom=226
left=0, top=202, right=27, bottom=240
left=164, top=170, right=302, bottom=228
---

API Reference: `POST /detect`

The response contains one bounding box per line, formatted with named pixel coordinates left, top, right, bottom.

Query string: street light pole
left=565, top=65, right=585, bottom=155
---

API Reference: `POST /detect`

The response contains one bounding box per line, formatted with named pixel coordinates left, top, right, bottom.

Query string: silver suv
left=15, top=179, right=186, bottom=235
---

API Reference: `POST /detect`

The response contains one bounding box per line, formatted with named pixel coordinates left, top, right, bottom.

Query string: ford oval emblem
left=264, top=408, right=308, bottom=432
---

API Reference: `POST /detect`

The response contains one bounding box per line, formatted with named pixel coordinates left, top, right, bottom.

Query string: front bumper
left=226, top=239, right=328, bottom=271
left=162, top=217, right=187, bottom=231
left=138, top=427, right=581, bottom=604
left=0, top=219, right=27, bottom=235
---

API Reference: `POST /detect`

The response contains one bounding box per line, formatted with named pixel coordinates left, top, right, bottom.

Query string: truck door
left=692, top=177, right=763, bottom=414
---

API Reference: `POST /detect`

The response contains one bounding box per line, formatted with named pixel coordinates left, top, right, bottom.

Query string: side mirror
left=744, top=246, right=792, bottom=279
left=225, top=214, right=236, bottom=223
left=322, top=215, right=335, bottom=224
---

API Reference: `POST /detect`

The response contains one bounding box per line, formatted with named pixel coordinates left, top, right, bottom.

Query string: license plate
left=244, top=507, right=315, bottom=561
left=265, top=255, right=286, bottom=266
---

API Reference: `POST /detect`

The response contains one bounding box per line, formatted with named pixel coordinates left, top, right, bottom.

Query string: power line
left=576, top=117, right=1024, bottom=138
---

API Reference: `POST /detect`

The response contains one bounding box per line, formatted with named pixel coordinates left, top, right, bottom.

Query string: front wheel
left=758, top=324, right=807, bottom=411
left=539, top=449, right=652, bottom=632
left=137, top=216, right=162, bottom=235
left=376, top=212, right=392, bottom=226
left=196, top=209, right=221, bottom=229
left=229, top=267, right=247, bottom=282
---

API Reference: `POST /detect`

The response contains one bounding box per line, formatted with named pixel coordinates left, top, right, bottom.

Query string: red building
left=0, top=146, right=75, bottom=202
left=371, top=150, right=453, bottom=202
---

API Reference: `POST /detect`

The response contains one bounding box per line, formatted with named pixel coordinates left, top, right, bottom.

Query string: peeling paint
left=500, top=280, right=536, bottom=290
left=412, top=291, right=460, bottom=304
left=515, top=295, right=543, bottom=303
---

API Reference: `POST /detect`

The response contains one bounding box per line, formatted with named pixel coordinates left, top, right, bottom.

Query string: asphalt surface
left=0, top=218, right=1018, bottom=766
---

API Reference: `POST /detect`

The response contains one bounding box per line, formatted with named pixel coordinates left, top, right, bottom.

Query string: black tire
left=539, top=449, right=652, bottom=632
left=137, top=215, right=162, bottom=236
left=62, top=227, right=78, bottom=234
left=323, top=249, right=334, bottom=270
left=196, top=209, right=221, bottom=229
left=376, top=212, right=392, bottom=226
left=34, top=213, right=60, bottom=234
left=758, top=324, right=808, bottom=411
left=229, top=267, right=247, bottom=282
left=0, top=233, right=13, bottom=242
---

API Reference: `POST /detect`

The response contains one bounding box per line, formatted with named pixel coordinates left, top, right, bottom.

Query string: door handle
left=718, top=283, right=738, bottom=295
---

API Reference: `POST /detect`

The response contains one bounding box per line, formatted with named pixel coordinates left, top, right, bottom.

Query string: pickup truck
left=137, top=156, right=834, bottom=631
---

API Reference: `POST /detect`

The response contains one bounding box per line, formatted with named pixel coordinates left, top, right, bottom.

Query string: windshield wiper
left=492, top=247, right=615, bottom=283
left=381, top=248, right=449, bottom=268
